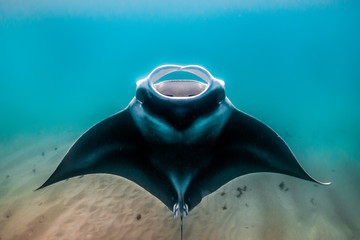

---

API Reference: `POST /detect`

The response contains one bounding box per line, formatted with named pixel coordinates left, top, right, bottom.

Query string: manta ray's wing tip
left=34, top=176, right=57, bottom=192
left=321, top=181, right=332, bottom=185
left=34, top=181, right=48, bottom=192
left=34, top=185, right=43, bottom=192
left=307, top=172, right=331, bottom=186
left=313, top=178, right=332, bottom=186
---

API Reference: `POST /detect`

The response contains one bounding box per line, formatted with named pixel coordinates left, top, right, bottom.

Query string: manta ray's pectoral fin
left=185, top=104, right=330, bottom=211
left=36, top=106, right=177, bottom=210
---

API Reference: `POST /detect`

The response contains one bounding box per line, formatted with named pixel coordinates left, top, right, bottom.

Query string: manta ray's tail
left=173, top=192, right=188, bottom=240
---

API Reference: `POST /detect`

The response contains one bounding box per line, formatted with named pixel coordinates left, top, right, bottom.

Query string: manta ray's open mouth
left=154, top=80, right=207, bottom=98
left=134, top=65, right=226, bottom=130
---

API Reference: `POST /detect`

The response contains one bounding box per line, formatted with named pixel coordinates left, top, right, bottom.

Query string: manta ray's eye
left=154, top=71, right=208, bottom=98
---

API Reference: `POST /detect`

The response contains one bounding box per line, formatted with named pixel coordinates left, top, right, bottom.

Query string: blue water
left=1, top=1, right=359, bottom=142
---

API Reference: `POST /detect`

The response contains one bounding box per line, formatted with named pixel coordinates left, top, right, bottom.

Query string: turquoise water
left=0, top=1, right=359, bottom=238
left=1, top=1, right=359, bottom=141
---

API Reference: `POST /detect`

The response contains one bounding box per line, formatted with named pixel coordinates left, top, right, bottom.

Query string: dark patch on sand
left=54, top=147, right=58, bottom=151
left=41, top=152, right=45, bottom=156
left=6, top=175, right=10, bottom=179
left=222, top=205, right=227, bottom=210
left=38, top=215, right=45, bottom=223
left=245, top=203, right=249, bottom=208
left=5, top=210, right=12, bottom=219
left=32, top=168, right=36, bottom=173
left=136, top=214, right=142, bottom=220
left=221, top=191, right=226, bottom=196
left=310, top=198, right=315, bottom=205
left=236, top=185, right=247, bottom=198
left=279, top=182, right=289, bottom=192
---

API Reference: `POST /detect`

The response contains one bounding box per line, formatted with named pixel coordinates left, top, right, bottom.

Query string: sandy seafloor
left=0, top=130, right=359, bottom=240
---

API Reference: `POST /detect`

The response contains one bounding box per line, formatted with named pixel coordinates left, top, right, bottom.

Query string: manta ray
left=38, top=65, right=329, bottom=239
